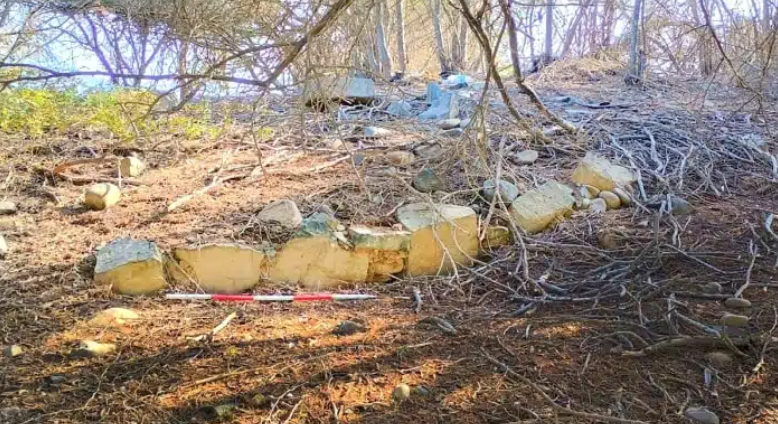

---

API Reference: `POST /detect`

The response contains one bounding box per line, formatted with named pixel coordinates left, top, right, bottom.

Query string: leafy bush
left=0, top=88, right=221, bottom=142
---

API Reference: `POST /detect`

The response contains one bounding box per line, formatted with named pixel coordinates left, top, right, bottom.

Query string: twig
left=188, top=312, right=237, bottom=343
left=482, top=348, right=647, bottom=424
left=734, top=241, right=758, bottom=298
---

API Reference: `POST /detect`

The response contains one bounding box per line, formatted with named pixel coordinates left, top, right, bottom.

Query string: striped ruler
left=165, top=293, right=376, bottom=302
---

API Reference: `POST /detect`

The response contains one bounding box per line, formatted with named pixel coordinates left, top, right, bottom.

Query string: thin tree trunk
left=544, top=0, right=554, bottom=64
left=458, top=12, right=470, bottom=70
left=560, top=0, right=593, bottom=58
left=625, top=0, right=642, bottom=84
left=431, top=0, right=452, bottom=73
left=375, top=0, right=393, bottom=79
left=763, top=0, right=771, bottom=31
left=395, top=0, right=407, bottom=74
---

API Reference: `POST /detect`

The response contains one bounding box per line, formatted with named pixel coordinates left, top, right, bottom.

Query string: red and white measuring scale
left=165, top=293, right=376, bottom=302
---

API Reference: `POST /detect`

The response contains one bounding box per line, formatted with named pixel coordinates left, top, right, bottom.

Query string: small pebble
left=0, top=201, right=17, bottom=215
left=599, top=191, right=621, bottom=209
left=440, top=128, right=463, bottom=138
left=590, top=198, right=607, bottom=213
left=3, top=345, right=23, bottom=357
left=413, top=386, right=431, bottom=396
left=705, top=351, right=733, bottom=366
left=384, top=151, right=416, bottom=166
left=724, top=297, right=751, bottom=309
left=583, top=185, right=601, bottom=197
left=612, top=187, right=632, bottom=206
left=669, top=195, right=692, bottom=215
left=333, top=320, right=366, bottom=336
left=684, top=406, right=720, bottom=424
left=702, top=282, right=723, bottom=294
left=438, top=118, right=461, bottom=130
left=720, top=312, right=749, bottom=327
left=0, top=234, right=7, bottom=258
left=70, top=340, right=117, bottom=358
left=514, top=149, right=539, bottom=165
left=392, top=384, right=411, bottom=402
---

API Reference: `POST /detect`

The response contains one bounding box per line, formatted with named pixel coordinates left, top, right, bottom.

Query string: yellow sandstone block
left=396, top=203, right=479, bottom=276
left=268, top=236, right=369, bottom=288
left=571, top=152, right=636, bottom=191
left=173, top=244, right=267, bottom=293
left=508, top=182, right=575, bottom=234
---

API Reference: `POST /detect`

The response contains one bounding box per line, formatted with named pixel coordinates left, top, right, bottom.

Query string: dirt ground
left=2, top=60, right=778, bottom=424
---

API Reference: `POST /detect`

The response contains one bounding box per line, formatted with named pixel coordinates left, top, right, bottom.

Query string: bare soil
left=2, top=61, right=778, bottom=424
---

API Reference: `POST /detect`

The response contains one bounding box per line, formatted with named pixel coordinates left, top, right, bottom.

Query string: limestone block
left=349, top=224, right=411, bottom=282
left=268, top=236, right=369, bottom=288
left=173, top=244, right=268, bottom=293
left=508, top=182, right=575, bottom=234
left=119, top=157, right=145, bottom=177
left=84, top=183, right=121, bottom=210
left=94, top=238, right=166, bottom=295
left=571, top=152, right=636, bottom=191
left=396, top=203, right=479, bottom=276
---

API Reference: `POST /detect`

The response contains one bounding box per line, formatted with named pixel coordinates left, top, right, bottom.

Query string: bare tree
left=375, top=0, right=393, bottom=79
left=625, top=0, right=643, bottom=84
left=394, top=0, right=407, bottom=75
left=543, top=0, right=554, bottom=64
left=431, top=0, right=453, bottom=74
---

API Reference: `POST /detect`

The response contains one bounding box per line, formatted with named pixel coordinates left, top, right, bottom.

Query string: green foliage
left=0, top=88, right=221, bottom=142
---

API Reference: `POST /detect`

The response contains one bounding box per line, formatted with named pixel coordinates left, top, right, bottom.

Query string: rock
left=583, top=185, right=601, bottom=197
left=256, top=199, right=303, bottom=230
left=599, top=191, right=621, bottom=209
left=705, top=351, right=733, bottom=366
left=384, top=151, right=416, bottom=166
left=269, top=214, right=369, bottom=288
left=515, top=149, right=539, bottom=165
left=173, top=244, right=268, bottom=293
left=0, top=201, right=17, bottom=215
left=0, top=407, right=22, bottom=421
left=119, top=157, right=145, bottom=177
left=597, top=230, right=619, bottom=250
left=348, top=224, right=411, bottom=282
left=369, top=167, right=398, bottom=178
left=333, top=320, right=366, bottom=336
left=71, top=340, right=116, bottom=358
left=392, top=384, right=411, bottom=402
left=571, top=152, right=636, bottom=191
left=482, top=178, right=520, bottom=203
left=327, top=139, right=347, bottom=150
left=303, top=75, right=375, bottom=105
left=315, top=204, right=336, bottom=216
left=414, top=143, right=443, bottom=158
left=724, top=297, right=752, bottom=309
left=413, top=168, right=445, bottom=193
left=485, top=226, right=512, bottom=248
left=419, top=91, right=459, bottom=120
left=0, top=234, right=7, bottom=258
left=413, top=386, right=431, bottom=396
left=440, top=128, right=463, bottom=138
left=589, top=198, right=608, bottom=213
left=508, top=182, right=575, bottom=234
left=669, top=195, right=692, bottom=215
left=702, top=282, right=723, bottom=294
left=396, top=203, right=479, bottom=276
left=439, top=119, right=461, bottom=130
left=84, top=183, right=121, bottom=210
left=721, top=312, right=749, bottom=327
left=94, top=238, right=167, bottom=295
left=684, top=407, right=720, bottom=424
left=612, top=187, right=632, bottom=206
left=89, top=307, right=140, bottom=326
left=387, top=100, right=413, bottom=118
left=47, top=374, right=66, bottom=386
left=4, top=345, right=23, bottom=357
left=575, top=197, right=591, bottom=210
left=364, top=126, right=393, bottom=138
left=460, top=117, right=473, bottom=128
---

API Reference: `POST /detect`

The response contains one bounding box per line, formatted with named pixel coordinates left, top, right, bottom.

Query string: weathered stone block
left=84, top=183, right=121, bottom=210
left=349, top=224, right=411, bottom=282
left=94, top=238, right=166, bottom=295
left=268, top=236, right=369, bottom=288
left=508, top=182, right=574, bottom=234
left=570, top=152, right=636, bottom=191
left=303, top=75, right=375, bottom=104
left=396, top=203, right=479, bottom=276
left=173, top=244, right=268, bottom=293
left=119, top=157, right=145, bottom=177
